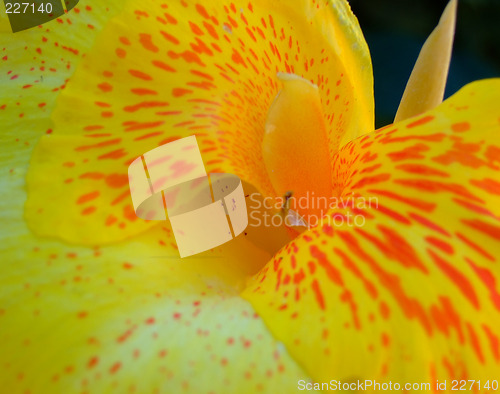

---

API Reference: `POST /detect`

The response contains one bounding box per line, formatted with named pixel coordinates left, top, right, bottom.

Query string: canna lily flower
left=1, top=0, right=499, bottom=392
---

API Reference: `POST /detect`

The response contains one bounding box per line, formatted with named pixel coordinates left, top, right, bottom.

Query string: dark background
left=348, top=0, right=500, bottom=127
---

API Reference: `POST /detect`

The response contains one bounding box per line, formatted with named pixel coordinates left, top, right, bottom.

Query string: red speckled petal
left=243, top=79, right=500, bottom=384
left=24, top=0, right=373, bottom=245
left=1, top=3, right=311, bottom=391
left=1, top=122, right=309, bottom=394
left=0, top=225, right=309, bottom=392
left=0, top=2, right=127, bottom=142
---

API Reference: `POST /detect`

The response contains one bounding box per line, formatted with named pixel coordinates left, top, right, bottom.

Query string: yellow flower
left=1, top=0, right=499, bottom=393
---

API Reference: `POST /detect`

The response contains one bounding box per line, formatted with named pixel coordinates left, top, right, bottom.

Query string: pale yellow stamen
left=395, top=0, right=457, bottom=122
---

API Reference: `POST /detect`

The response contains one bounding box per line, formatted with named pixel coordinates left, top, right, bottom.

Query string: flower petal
left=1, top=131, right=309, bottom=393
left=395, top=0, right=457, bottom=122
left=0, top=231, right=310, bottom=392
left=0, top=2, right=127, bottom=138
left=243, top=79, right=500, bottom=383
left=1, top=4, right=312, bottom=388
left=24, top=0, right=373, bottom=245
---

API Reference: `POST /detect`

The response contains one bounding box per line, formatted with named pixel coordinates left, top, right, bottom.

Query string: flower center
left=262, top=73, right=333, bottom=227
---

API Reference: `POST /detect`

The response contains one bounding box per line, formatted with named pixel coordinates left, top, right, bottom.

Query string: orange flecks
left=172, top=88, right=193, bottom=97
left=463, top=219, right=500, bottom=241
left=338, top=231, right=433, bottom=335
left=232, top=49, right=247, bottom=68
left=196, top=4, right=210, bottom=19
left=160, top=30, right=180, bottom=45
left=381, top=132, right=445, bottom=144
left=311, top=279, right=326, bottom=310
left=368, top=189, right=436, bottom=212
left=131, top=88, right=158, bottom=96
left=310, top=246, right=343, bottom=287
left=470, top=178, right=500, bottom=196
left=167, top=50, right=204, bottom=66
left=164, top=12, right=178, bottom=24
left=75, top=138, right=121, bottom=152
left=111, top=191, right=130, bottom=206
left=152, top=60, right=176, bottom=73
left=117, top=328, right=134, bottom=343
left=123, top=205, right=138, bottom=222
left=134, top=132, right=164, bottom=141
left=381, top=332, right=390, bottom=347
left=340, top=289, right=361, bottom=329
left=453, top=198, right=494, bottom=218
left=105, top=215, right=118, bottom=226
left=81, top=206, right=97, bottom=215
left=380, top=301, right=390, bottom=320
left=466, top=323, right=485, bottom=364
left=87, top=357, right=99, bottom=369
left=451, top=122, right=471, bottom=132
left=139, top=33, right=159, bottom=53
left=119, top=36, right=131, bottom=45
left=409, top=212, right=450, bottom=237
left=77, top=191, right=100, bottom=205
left=190, top=69, right=214, bottom=81
left=203, top=21, right=219, bottom=39
left=191, top=37, right=213, bottom=56
left=189, top=21, right=204, bottom=36
left=109, top=362, right=122, bottom=374
left=97, top=82, right=113, bottom=92
left=456, top=232, right=495, bottom=262
left=124, top=121, right=164, bottom=132
left=393, top=179, right=482, bottom=203
left=482, top=325, right=500, bottom=361
left=105, top=174, right=129, bottom=189
left=467, top=259, right=500, bottom=312
left=84, top=125, right=104, bottom=132
left=98, top=149, right=128, bottom=160
left=124, top=101, right=169, bottom=112
left=129, top=69, right=153, bottom=81
left=116, top=48, right=126, bottom=58
left=387, top=143, right=428, bottom=162
left=425, top=236, right=454, bottom=254
left=375, top=204, right=411, bottom=225
left=406, top=115, right=435, bottom=128
left=429, top=249, right=479, bottom=309
left=396, top=163, right=449, bottom=177
left=351, top=174, right=391, bottom=190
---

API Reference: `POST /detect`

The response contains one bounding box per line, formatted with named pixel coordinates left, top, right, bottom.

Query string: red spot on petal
left=406, top=115, right=435, bottom=128
left=109, top=362, right=121, bottom=374
left=451, top=122, right=470, bottom=132
left=87, top=357, right=99, bottom=369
